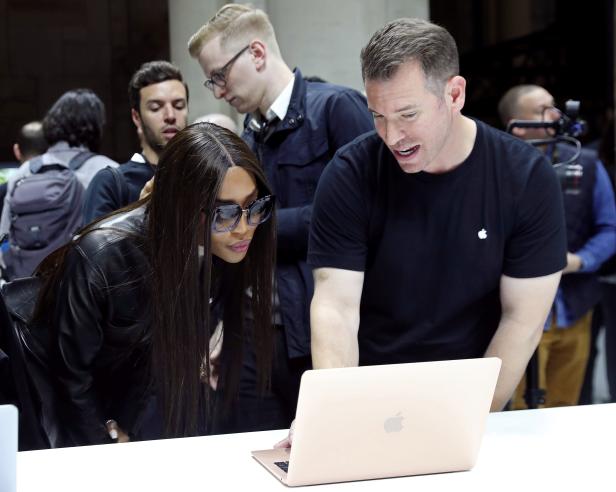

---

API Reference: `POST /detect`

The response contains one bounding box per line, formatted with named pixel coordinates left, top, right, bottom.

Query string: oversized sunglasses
left=212, top=195, right=275, bottom=233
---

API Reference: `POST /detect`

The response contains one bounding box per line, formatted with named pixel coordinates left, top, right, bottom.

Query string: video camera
left=506, top=100, right=587, bottom=195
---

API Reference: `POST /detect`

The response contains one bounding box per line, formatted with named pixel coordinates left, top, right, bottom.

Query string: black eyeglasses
left=204, top=45, right=250, bottom=91
left=212, top=195, right=274, bottom=233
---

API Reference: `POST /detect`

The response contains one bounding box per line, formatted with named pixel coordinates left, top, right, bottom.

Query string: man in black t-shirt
left=307, top=18, right=567, bottom=414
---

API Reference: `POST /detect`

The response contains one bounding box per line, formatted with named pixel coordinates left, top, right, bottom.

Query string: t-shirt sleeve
left=503, top=156, right=567, bottom=278
left=308, top=153, right=369, bottom=272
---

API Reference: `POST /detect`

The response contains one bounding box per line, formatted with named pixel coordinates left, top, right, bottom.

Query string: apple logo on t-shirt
left=477, top=228, right=488, bottom=240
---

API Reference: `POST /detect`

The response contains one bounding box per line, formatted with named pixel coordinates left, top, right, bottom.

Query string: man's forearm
left=483, top=316, right=543, bottom=411
left=488, top=272, right=561, bottom=410
left=311, top=303, right=359, bottom=369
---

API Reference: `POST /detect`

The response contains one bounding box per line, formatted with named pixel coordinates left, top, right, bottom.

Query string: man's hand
left=562, top=252, right=582, bottom=274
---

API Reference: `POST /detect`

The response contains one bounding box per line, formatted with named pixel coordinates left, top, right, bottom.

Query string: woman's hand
left=139, top=178, right=154, bottom=200
left=205, top=321, right=224, bottom=390
left=105, top=419, right=130, bottom=443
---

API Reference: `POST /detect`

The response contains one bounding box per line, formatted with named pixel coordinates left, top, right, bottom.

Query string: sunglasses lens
left=247, top=196, right=273, bottom=226
left=213, top=205, right=241, bottom=232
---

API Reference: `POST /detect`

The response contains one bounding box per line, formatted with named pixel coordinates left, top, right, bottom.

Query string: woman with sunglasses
left=29, top=123, right=276, bottom=447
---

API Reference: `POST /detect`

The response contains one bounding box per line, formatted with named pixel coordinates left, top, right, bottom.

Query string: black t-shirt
left=308, top=119, right=567, bottom=365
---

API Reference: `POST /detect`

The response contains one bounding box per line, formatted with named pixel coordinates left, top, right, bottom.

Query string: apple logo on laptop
left=384, top=412, right=404, bottom=433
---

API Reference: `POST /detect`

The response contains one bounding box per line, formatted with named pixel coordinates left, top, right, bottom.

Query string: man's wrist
left=572, top=253, right=584, bottom=272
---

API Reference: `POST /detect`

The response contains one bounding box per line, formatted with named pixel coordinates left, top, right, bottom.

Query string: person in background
left=12, top=121, right=48, bottom=166
left=1, top=90, right=117, bottom=237
left=0, top=89, right=118, bottom=279
left=188, top=3, right=373, bottom=433
left=597, top=114, right=616, bottom=402
left=0, top=121, right=48, bottom=278
left=194, top=113, right=238, bottom=134
left=83, top=61, right=188, bottom=223
left=499, top=84, right=616, bottom=408
left=0, top=121, right=48, bottom=219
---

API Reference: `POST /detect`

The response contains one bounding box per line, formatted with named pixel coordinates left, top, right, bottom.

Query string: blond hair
left=188, top=3, right=280, bottom=58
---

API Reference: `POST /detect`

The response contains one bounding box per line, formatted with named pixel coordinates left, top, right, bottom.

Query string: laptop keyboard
left=274, top=461, right=289, bottom=473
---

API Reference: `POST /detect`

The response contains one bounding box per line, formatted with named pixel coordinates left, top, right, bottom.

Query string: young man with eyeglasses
left=83, top=61, right=188, bottom=223
left=188, top=3, right=373, bottom=433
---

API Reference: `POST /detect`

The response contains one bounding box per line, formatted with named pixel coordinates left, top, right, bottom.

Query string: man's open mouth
left=396, top=145, right=419, bottom=157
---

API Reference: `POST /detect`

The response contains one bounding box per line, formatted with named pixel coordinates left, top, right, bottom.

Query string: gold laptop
left=252, top=357, right=501, bottom=486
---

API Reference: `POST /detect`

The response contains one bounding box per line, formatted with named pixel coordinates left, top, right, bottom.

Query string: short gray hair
left=360, top=18, right=459, bottom=95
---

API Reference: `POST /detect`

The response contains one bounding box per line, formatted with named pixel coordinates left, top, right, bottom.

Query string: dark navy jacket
left=83, top=155, right=154, bottom=224
left=242, top=69, right=373, bottom=357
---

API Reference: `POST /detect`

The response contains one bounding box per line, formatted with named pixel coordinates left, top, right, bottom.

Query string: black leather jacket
left=34, top=207, right=155, bottom=446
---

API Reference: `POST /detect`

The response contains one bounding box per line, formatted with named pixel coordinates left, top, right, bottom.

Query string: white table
left=17, top=404, right=616, bottom=491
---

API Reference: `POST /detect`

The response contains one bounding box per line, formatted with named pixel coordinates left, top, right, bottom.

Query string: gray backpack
left=3, top=152, right=93, bottom=280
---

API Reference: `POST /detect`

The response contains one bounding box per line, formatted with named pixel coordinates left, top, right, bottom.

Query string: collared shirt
left=266, top=75, right=295, bottom=121
left=248, top=75, right=295, bottom=131
left=130, top=153, right=146, bottom=164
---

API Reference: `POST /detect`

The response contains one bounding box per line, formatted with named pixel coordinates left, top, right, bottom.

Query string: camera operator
left=499, top=84, right=616, bottom=408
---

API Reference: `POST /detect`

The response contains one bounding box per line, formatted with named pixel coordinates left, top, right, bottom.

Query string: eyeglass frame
left=211, top=194, right=275, bottom=233
left=203, top=45, right=250, bottom=91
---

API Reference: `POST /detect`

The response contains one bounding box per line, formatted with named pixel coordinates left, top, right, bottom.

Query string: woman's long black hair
left=148, top=123, right=276, bottom=437
left=35, top=122, right=276, bottom=438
